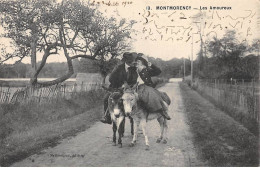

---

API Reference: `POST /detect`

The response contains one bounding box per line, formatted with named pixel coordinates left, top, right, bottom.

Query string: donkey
left=103, top=86, right=134, bottom=148
left=122, top=83, right=169, bottom=150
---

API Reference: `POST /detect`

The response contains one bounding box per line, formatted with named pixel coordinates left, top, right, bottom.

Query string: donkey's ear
left=123, top=81, right=129, bottom=89
left=132, top=82, right=139, bottom=92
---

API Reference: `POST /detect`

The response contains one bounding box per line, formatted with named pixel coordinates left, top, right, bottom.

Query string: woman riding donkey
left=127, top=53, right=171, bottom=120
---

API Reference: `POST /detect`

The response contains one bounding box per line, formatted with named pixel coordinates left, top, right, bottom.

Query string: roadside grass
left=0, top=90, right=105, bottom=166
left=179, top=82, right=259, bottom=167
left=190, top=82, right=259, bottom=136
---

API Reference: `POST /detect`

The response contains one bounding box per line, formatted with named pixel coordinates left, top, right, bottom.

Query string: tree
left=0, top=0, right=135, bottom=86
left=249, top=39, right=260, bottom=56
left=207, top=36, right=223, bottom=59
left=207, top=31, right=247, bottom=57
left=198, top=30, right=257, bottom=79
left=78, top=58, right=100, bottom=73
left=240, top=54, right=259, bottom=79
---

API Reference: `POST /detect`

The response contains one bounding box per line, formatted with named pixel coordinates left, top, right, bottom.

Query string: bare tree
left=0, top=0, right=135, bottom=86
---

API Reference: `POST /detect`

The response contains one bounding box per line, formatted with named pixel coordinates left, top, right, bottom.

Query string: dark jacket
left=127, top=64, right=161, bottom=88
left=109, top=63, right=127, bottom=89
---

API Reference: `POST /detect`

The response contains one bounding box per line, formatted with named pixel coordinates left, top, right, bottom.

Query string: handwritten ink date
left=90, top=1, right=133, bottom=7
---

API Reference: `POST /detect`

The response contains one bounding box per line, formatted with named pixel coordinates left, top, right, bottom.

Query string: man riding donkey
left=100, top=52, right=137, bottom=124
left=100, top=52, right=171, bottom=124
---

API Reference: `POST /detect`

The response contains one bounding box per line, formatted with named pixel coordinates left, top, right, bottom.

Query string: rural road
left=12, top=79, right=205, bottom=167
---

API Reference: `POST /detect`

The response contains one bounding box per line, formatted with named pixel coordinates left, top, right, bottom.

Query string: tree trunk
left=102, top=75, right=106, bottom=85
left=29, top=37, right=38, bottom=86
left=37, top=71, right=73, bottom=87
left=34, top=50, right=75, bottom=87
left=35, top=27, right=75, bottom=87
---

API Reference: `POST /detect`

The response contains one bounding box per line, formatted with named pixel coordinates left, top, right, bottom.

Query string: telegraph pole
left=191, top=32, right=200, bottom=83
left=191, top=16, right=203, bottom=82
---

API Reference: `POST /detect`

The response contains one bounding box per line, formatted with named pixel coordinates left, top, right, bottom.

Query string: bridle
left=108, top=91, right=124, bottom=118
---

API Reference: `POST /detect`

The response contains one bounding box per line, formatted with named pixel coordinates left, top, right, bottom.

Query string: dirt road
left=12, top=79, right=205, bottom=167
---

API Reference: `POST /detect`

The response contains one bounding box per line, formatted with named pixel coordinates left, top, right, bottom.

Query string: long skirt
left=137, top=84, right=171, bottom=112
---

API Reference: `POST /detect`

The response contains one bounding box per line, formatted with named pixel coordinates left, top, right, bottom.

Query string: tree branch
left=33, top=24, right=74, bottom=87
left=71, top=54, right=98, bottom=60
left=70, top=28, right=79, bottom=46
left=0, top=55, right=25, bottom=65
left=32, top=49, right=50, bottom=80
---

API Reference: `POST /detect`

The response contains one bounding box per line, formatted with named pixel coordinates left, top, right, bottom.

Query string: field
left=0, top=89, right=105, bottom=166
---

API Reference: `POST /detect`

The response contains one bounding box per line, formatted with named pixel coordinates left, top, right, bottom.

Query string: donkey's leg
left=112, top=122, right=117, bottom=146
left=130, top=117, right=134, bottom=135
left=129, top=119, right=139, bottom=147
left=156, top=116, right=164, bottom=143
left=118, top=118, right=125, bottom=148
left=162, top=119, right=168, bottom=144
left=121, top=118, right=125, bottom=137
left=140, top=119, right=149, bottom=150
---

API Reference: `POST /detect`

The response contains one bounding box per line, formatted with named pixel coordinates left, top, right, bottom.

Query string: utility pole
left=180, top=66, right=182, bottom=78
left=191, top=32, right=200, bottom=83
left=191, top=13, right=203, bottom=81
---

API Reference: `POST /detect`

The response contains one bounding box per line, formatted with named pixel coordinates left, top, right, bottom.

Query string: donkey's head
left=108, top=91, right=124, bottom=120
left=122, top=82, right=139, bottom=117
left=102, top=86, right=124, bottom=120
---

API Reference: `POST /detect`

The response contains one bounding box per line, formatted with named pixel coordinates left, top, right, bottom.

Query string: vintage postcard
left=0, top=0, right=259, bottom=167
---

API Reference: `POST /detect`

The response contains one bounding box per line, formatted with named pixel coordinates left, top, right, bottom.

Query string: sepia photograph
left=0, top=0, right=259, bottom=167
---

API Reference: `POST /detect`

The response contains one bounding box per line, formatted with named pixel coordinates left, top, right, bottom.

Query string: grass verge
left=190, top=82, right=259, bottom=136
left=0, top=90, right=105, bottom=166
left=179, top=82, right=259, bottom=166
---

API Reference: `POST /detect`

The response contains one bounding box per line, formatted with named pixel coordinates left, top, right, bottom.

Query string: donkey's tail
left=160, top=91, right=171, bottom=105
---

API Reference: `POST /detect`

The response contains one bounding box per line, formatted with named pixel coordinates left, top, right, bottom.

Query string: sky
left=99, top=0, right=259, bottom=60
left=0, top=0, right=259, bottom=64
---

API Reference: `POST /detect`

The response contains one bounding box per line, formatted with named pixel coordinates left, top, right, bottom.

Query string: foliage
left=0, top=56, right=189, bottom=79
left=77, top=58, right=120, bottom=77
left=0, top=0, right=134, bottom=86
left=148, top=57, right=191, bottom=78
left=196, top=30, right=259, bottom=79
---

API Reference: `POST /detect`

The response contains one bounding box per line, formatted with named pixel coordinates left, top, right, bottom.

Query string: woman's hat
left=136, top=53, right=149, bottom=67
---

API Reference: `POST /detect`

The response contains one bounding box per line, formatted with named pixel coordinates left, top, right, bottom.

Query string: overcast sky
left=1, top=0, right=259, bottom=64
left=104, top=0, right=259, bottom=60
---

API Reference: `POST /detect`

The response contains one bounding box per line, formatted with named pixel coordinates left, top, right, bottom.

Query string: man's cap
left=137, top=53, right=144, bottom=57
left=122, top=52, right=137, bottom=64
